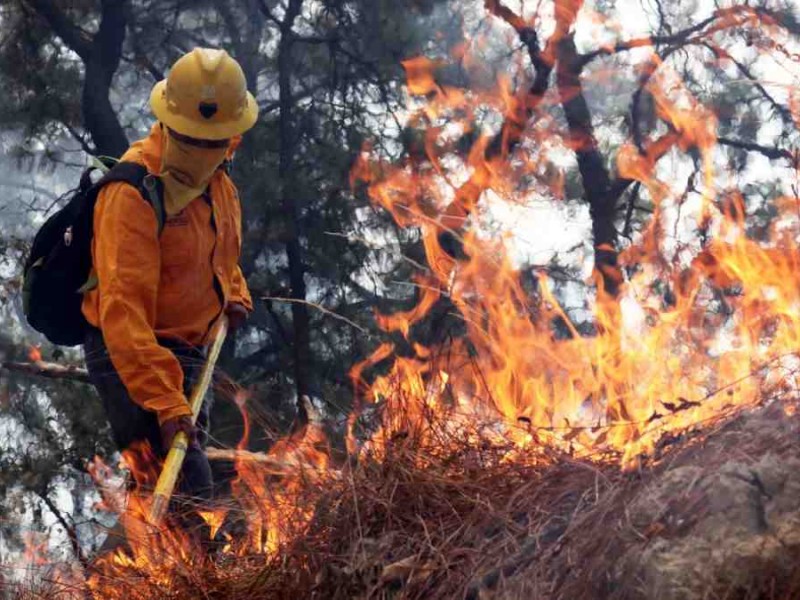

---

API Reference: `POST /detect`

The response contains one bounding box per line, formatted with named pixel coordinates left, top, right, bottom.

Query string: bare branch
left=295, top=35, right=338, bottom=45
left=62, top=122, right=96, bottom=155
left=0, top=181, right=60, bottom=202
left=35, top=489, right=90, bottom=573
left=437, top=0, right=555, bottom=233
left=214, top=0, right=247, bottom=60
left=121, top=51, right=164, bottom=83
left=255, top=0, right=282, bottom=27
left=654, top=0, right=673, bottom=35
left=25, top=0, right=92, bottom=60
left=701, top=42, right=795, bottom=128
left=577, top=13, right=720, bottom=68
left=1, top=361, right=90, bottom=383
left=259, top=85, right=324, bottom=114
left=622, top=182, right=642, bottom=241
left=754, top=5, right=800, bottom=36
left=717, top=136, right=796, bottom=164
left=262, top=296, right=370, bottom=334
left=484, top=0, right=527, bottom=33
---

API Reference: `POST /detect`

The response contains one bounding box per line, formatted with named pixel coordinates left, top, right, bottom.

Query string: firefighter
left=82, top=48, right=257, bottom=513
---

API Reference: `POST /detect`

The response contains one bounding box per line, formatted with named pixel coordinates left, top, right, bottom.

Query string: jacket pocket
left=159, top=216, right=193, bottom=274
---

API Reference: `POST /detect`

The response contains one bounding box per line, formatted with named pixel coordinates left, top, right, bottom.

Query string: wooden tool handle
left=148, top=315, right=229, bottom=525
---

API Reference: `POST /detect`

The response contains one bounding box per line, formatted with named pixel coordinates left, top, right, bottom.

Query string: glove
left=225, top=301, right=249, bottom=331
left=160, top=415, right=198, bottom=453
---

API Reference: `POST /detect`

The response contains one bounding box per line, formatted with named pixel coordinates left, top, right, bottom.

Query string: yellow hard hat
left=150, top=48, right=258, bottom=140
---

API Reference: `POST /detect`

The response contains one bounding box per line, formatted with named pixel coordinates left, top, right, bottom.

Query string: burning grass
left=8, top=397, right=800, bottom=599
left=212, top=399, right=800, bottom=600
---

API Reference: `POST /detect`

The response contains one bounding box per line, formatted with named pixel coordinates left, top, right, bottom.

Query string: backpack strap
left=94, top=162, right=166, bottom=235
left=77, top=162, right=166, bottom=293
left=141, top=174, right=166, bottom=235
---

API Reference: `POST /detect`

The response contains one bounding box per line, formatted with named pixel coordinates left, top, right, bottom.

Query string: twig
left=717, top=136, right=795, bottom=165
left=35, top=489, right=91, bottom=575
left=261, top=296, right=369, bottom=334
left=205, top=447, right=337, bottom=482
left=206, top=447, right=293, bottom=465
left=577, top=13, right=721, bottom=68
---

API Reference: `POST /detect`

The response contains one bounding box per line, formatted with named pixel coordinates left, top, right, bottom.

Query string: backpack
left=22, top=158, right=166, bottom=347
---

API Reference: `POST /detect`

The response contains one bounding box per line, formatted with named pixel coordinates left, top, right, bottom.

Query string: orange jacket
left=82, top=124, right=252, bottom=424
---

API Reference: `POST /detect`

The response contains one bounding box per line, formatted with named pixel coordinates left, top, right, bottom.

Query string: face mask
left=159, top=130, right=229, bottom=215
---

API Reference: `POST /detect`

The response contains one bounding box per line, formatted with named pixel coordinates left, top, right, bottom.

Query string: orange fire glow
left=74, top=401, right=333, bottom=596
left=346, top=4, right=800, bottom=469
left=28, top=345, right=42, bottom=363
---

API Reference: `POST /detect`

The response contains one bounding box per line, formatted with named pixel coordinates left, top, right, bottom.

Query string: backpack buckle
left=142, top=174, right=166, bottom=235
left=64, top=226, right=73, bottom=247
left=143, top=174, right=157, bottom=192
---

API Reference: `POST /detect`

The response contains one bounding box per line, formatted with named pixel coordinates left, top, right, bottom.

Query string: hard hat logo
left=150, top=48, right=258, bottom=140
left=199, top=102, right=218, bottom=119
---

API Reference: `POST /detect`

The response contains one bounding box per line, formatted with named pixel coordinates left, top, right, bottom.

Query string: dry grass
left=6, top=400, right=800, bottom=600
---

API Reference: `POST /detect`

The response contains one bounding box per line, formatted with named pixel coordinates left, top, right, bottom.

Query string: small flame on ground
left=28, top=346, right=42, bottom=363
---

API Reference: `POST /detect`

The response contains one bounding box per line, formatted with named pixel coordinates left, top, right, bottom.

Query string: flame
left=22, top=532, right=49, bottom=566
left=78, top=400, right=333, bottom=595
left=375, top=275, right=441, bottom=338
left=28, top=345, right=42, bottom=363
left=229, top=416, right=330, bottom=556
left=402, top=56, right=444, bottom=97
left=346, top=8, right=800, bottom=469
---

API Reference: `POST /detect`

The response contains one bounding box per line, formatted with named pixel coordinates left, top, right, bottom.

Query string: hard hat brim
left=150, top=80, right=259, bottom=140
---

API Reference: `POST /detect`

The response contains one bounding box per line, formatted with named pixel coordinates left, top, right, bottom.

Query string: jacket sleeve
left=92, top=182, right=192, bottom=425
left=227, top=180, right=253, bottom=311
left=230, top=265, right=253, bottom=311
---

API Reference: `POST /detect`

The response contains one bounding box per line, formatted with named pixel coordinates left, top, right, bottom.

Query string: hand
left=160, top=415, right=198, bottom=452
left=225, top=302, right=249, bottom=331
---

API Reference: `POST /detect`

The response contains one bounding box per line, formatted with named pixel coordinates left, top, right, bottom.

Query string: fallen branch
left=1, top=360, right=90, bottom=383
left=205, top=447, right=336, bottom=479
left=206, top=447, right=288, bottom=465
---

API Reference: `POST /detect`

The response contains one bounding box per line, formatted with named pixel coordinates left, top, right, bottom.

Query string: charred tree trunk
left=556, top=35, right=622, bottom=300
left=486, top=0, right=633, bottom=302
left=28, top=0, right=129, bottom=157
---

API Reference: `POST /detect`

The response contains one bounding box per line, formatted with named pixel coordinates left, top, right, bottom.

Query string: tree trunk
left=214, top=0, right=266, bottom=374
left=82, top=0, right=129, bottom=158
left=556, top=35, right=621, bottom=300
left=28, top=0, right=129, bottom=157
left=278, top=0, right=311, bottom=423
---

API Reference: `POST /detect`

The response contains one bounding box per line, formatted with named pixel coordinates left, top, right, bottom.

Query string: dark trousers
left=83, top=327, right=214, bottom=505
